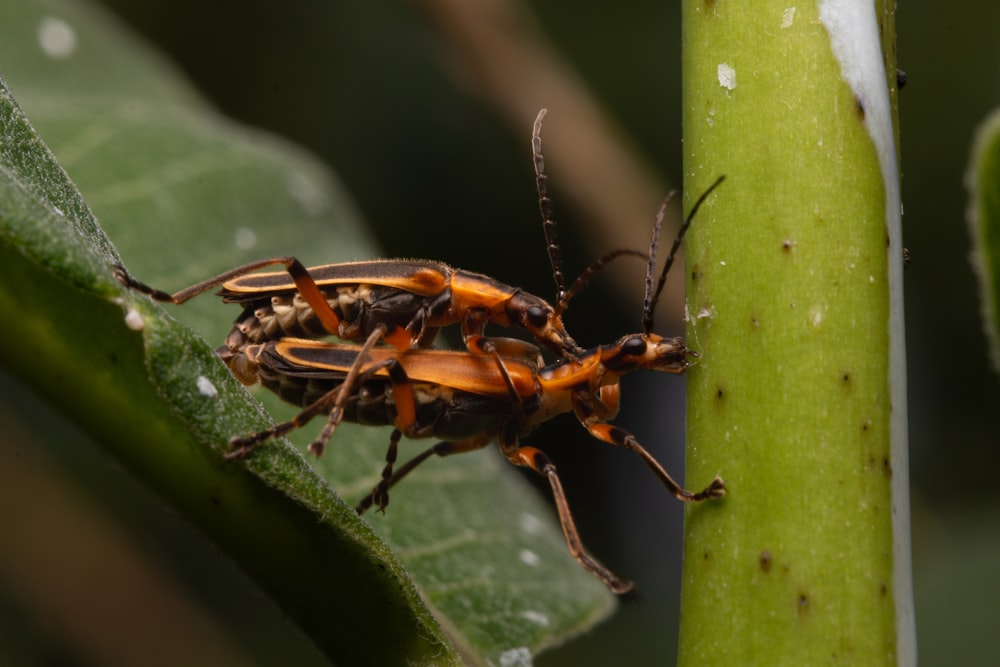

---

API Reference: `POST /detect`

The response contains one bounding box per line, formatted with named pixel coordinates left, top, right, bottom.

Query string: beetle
left=112, top=110, right=646, bottom=384
left=217, top=176, right=728, bottom=593
left=224, top=331, right=724, bottom=594
left=220, top=172, right=726, bottom=460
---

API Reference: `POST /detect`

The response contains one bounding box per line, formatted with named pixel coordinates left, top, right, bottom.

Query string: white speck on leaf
left=498, top=647, right=533, bottom=667
left=518, top=513, right=544, bottom=535
left=287, top=171, right=331, bottom=216
left=518, top=549, right=541, bottom=567
left=234, top=227, right=257, bottom=251
left=38, top=17, right=77, bottom=59
left=520, top=610, right=550, bottom=626
left=124, top=308, right=144, bottom=331
left=196, top=376, right=218, bottom=398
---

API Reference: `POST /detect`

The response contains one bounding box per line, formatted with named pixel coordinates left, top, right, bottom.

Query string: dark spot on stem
left=760, top=550, right=773, bottom=573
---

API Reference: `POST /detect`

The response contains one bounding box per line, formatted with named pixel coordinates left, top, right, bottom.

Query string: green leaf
left=0, top=0, right=615, bottom=664
left=969, top=109, right=1000, bottom=375
left=0, top=73, right=458, bottom=667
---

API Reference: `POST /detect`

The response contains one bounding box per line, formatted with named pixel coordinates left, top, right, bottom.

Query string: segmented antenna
left=642, top=175, right=727, bottom=333
left=556, top=248, right=648, bottom=316
left=532, top=109, right=568, bottom=304
left=641, top=194, right=674, bottom=333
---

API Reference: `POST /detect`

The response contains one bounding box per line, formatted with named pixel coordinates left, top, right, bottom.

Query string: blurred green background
left=2, top=0, right=999, bottom=664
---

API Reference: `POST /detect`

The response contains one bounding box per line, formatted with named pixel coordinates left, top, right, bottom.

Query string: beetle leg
left=278, top=258, right=347, bottom=336
left=574, top=403, right=726, bottom=502
left=305, top=324, right=396, bottom=456
left=355, top=433, right=494, bottom=515
left=500, top=432, right=635, bottom=594
left=112, top=257, right=306, bottom=305
left=405, top=291, right=452, bottom=346
left=322, top=352, right=416, bottom=507
left=350, top=347, right=436, bottom=511
left=224, top=382, right=346, bottom=460
left=369, top=428, right=403, bottom=513
left=464, top=332, right=528, bottom=418
left=113, top=256, right=347, bottom=337
left=468, top=336, right=543, bottom=365
left=225, top=326, right=394, bottom=459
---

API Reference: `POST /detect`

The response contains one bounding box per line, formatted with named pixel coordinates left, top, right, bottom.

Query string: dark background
left=4, top=1, right=1000, bottom=664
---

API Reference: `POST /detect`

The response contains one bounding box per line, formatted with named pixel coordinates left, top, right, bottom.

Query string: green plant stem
left=678, top=1, right=911, bottom=664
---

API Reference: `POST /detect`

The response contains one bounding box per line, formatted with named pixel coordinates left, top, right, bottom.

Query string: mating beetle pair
left=114, top=109, right=726, bottom=593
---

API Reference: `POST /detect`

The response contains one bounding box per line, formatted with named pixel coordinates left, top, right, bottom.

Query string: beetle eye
left=621, top=336, right=647, bottom=356
left=525, top=305, right=549, bottom=329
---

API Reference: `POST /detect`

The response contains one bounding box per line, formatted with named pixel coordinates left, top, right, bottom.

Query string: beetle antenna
left=533, top=108, right=569, bottom=305
left=556, top=248, right=648, bottom=316
left=642, top=175, right=726, bottom=333
left=641, top=194, right=673, bottom=333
